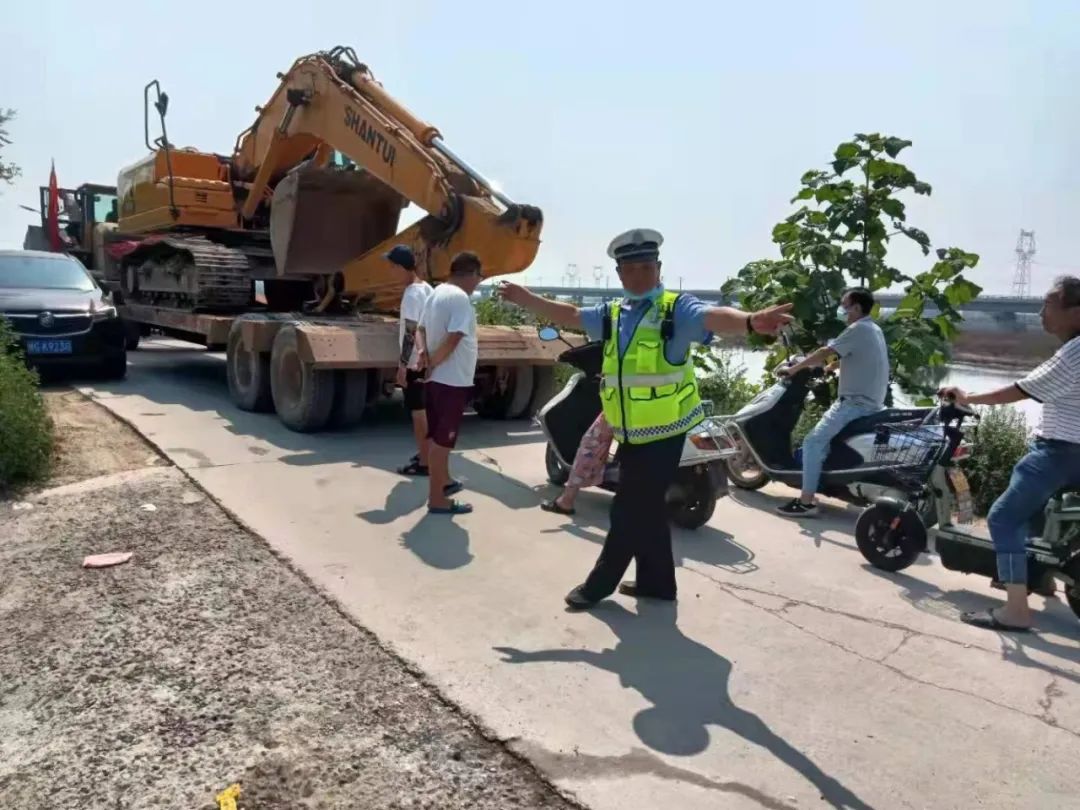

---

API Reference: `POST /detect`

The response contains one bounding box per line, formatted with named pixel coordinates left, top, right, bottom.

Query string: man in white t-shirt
left=942, top=276, right=1080, bottom=632
left=386, top=245, right=434, bottom=476
left=418, top=251, right=482, bottom=515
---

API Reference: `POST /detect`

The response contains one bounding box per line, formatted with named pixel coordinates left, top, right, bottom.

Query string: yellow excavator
left=109, top=45, right=543, bottom=314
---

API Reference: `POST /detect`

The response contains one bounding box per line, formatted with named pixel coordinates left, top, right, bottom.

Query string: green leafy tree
left=722, top=133, right=982, bottom=402
left=0, top=108, right=20, bottom=186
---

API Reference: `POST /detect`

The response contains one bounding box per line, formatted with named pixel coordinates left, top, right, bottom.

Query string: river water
left=729, top=350, right=1042, bottom=427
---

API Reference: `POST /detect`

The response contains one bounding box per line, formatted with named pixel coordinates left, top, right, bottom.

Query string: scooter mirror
left=538, top=326, right=560, bottom=342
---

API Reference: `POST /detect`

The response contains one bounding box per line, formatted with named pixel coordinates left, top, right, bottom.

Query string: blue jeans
left=987, top=438, right=1080, bottom=585
left=801, top=398, right=881, bottom=497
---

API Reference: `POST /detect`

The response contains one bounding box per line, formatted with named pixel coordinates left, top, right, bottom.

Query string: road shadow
left=494, top=602, right=872, bottom=810
left=400, top=512, right=472, bottom=570
left=87, top=343, right=546, bottom=469
left=862, top=566, right=1080, bottom=677
left=538, top=489, right=759, bottom=575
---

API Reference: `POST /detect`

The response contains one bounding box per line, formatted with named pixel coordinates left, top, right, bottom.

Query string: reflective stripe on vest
left=599, top=290, right=704, bottom=445
left=603, top=371, right=686, bottom=388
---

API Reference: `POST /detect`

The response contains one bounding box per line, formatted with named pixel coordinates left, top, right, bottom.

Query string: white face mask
left=837, top=305, right=849, bottom=320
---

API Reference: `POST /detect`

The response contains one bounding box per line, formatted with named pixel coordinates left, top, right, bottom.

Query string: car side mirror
left=538, top=326, right=559, bottom=342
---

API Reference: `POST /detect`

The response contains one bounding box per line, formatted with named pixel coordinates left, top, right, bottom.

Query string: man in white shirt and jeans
left=418, top=251, right=482, bottom=515
left=942, top=276, right=1080, bottom=632
left=386, top=245, right=434, bottom=477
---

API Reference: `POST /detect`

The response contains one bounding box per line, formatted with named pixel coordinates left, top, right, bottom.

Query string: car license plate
left=25, top=339, right=73, bottom=355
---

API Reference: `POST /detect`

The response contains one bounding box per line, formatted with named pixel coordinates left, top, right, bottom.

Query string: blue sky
left=3, top=0, right=1078, bottom=293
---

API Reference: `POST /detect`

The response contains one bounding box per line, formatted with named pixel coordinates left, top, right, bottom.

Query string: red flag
left=47, top=160, right=61, bottom=251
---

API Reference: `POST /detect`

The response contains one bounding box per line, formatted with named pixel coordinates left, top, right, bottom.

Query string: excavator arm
left=231, top=47, right=542, bottom=308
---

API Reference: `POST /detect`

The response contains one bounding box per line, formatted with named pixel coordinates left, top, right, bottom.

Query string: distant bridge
left=479, top=285, right=1042, bottom=315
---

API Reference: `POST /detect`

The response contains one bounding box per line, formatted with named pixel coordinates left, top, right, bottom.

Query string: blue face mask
left=623, top=285, right=664, bottom=303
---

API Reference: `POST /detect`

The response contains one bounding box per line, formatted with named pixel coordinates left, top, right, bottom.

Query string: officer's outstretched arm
left=494, top=282, right=583, bottom=328
left=703, top=303, right=793, bottom=336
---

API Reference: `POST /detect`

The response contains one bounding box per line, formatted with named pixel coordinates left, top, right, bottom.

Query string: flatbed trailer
left=119, top=303, right=564, bottom=433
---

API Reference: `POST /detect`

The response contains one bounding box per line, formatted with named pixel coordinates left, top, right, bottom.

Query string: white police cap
left=607, top=228, right=664, bottom=262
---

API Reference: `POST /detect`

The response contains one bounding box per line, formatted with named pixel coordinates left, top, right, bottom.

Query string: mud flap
left=269, top=164, right=404, bottom=278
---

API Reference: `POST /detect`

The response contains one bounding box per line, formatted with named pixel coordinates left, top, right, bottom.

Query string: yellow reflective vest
left=599, top=291, right=704, bottom=444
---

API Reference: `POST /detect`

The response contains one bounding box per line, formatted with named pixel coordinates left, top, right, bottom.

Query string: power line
left=1012, top=229, right=1036, bottom=297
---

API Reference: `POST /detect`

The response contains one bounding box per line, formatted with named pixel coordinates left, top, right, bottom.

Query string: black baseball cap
left=384, top=244, right=416, bottom=270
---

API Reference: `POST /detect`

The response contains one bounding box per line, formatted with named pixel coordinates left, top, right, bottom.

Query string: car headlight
left=91, top=303, right=118, bottom=321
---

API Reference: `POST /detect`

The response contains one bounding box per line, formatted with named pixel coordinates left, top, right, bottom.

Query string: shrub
left=962, top=406, right=1030, bottom=516
left=694, top=345, right=761, bottom=415
left=0, top=321, right=53, bottom=491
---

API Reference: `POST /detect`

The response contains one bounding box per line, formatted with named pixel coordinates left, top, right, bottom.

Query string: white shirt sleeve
left=1017, top=339, right=1080, bottom=403
left=827, top=322, right=859, bottom=356
left=445, top=291, right=475, bottom=335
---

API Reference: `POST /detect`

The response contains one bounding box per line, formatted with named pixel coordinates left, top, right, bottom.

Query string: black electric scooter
left=855, top=398, right=1080, bottom=619
left=535, top=327, right=735, bottom=530
left=720, top=363, right=942, bottom=523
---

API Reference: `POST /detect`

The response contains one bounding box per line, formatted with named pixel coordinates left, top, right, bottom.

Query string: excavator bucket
left=269, top=164, right=404, bottom=278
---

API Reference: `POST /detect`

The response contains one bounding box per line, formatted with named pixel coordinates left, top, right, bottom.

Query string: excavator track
left=123, top=235, right=263, bottom=311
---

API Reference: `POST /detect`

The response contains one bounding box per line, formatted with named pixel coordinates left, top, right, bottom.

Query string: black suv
left=0, top=249, right=127, bottom=379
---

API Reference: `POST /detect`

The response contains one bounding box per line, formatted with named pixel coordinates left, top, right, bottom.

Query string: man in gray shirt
left=775, top=288, right=889, bottom=516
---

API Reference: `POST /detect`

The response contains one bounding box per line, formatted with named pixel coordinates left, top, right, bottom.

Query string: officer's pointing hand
left=494, top=281, right=529, bottom=306
left=750, top=303, right=795, bottom=335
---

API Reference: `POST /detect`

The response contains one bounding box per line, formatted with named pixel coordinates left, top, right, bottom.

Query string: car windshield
left=0, top=254, right=95, bottom=291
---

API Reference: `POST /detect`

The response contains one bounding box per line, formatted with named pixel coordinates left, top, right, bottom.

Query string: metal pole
left=432, top=138, right=514, bottom=208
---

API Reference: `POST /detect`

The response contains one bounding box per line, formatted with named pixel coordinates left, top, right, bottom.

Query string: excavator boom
left=232, top=47, right=542, bottom=308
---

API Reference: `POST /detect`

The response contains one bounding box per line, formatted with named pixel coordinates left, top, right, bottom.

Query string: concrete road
left=82, top=339, right=1080, bottom=810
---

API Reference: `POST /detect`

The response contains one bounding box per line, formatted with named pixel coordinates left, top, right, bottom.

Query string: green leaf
left=792, top=188, right=815, bottom=201
left=881, top=198, right=905, bottom=220
left=834, top=142, right=860, bottom=160
left=944, top=278, right=982, bottom=307
left=912, top=181, right=932, bottom=195
left=771, top=222, right=800, bottom=244
left=883, top=137, right=913, bottom=158
left=914, top=397, right=935, bottom=407
left=831, top=158, right=855, bottom=176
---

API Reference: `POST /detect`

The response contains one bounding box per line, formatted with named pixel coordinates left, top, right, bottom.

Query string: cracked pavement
left=79, top=340, right=1080, bottom=810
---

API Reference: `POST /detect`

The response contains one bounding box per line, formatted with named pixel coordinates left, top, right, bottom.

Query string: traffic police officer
left=497, top=229, right=792, bottom=610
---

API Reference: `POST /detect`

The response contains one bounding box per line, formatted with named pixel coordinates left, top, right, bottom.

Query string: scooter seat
left=832, top=407, right=932, bottom=443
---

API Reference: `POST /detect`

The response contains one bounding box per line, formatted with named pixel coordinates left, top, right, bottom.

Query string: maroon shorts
left=425, top=381, right=473, bottom=448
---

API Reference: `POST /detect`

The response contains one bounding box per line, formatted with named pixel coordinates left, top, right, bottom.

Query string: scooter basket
left=870, top=422, right=945, bottom=487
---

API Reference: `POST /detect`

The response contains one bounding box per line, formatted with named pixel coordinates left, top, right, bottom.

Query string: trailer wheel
left=226, top=322, right=272, bottom=412
left=329, top=369, right=372, bottom=429
left=270, top=325, right=336, bottom=432
left=475, top=365, right=535, bottom=420
left=527, top=365, right=560, bottom=417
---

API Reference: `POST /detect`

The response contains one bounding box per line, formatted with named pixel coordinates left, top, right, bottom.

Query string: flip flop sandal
left=540, top=499, right=575, bottom=516
left=397, top=459, right=429, bottom=476
left=960, top=609, right=1031, bottom=633
left=444, top=480, right=464, bottom=496
left=428, top=499, right=473, bottom=515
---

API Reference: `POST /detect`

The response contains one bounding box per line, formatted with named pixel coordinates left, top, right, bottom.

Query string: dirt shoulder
left=0, top=392, right=577, bottom=810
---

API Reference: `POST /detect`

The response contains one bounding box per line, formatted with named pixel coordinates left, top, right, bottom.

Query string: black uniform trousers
left=581, top=432, right=685, bottom=600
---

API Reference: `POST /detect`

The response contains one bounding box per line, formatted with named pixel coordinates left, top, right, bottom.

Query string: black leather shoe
left=564, top=586, right=599, bottom=611
left=618, top=581, right=676, bottom=601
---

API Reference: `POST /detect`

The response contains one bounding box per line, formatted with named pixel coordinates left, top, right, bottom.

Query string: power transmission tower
left=1013, top=229, right=1036, bottom=297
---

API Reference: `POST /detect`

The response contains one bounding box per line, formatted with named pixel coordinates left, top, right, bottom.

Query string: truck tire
left=475, top=365, right=535, bottom=420
left=227, top=322, right=272, bottom=412
left=270, top=325, right=336, bottom=432
left=329, top=369, right=371, bottom=429
left=527, top=365, right=560, bottom=418
left=123, top=320, right=141, bottom=351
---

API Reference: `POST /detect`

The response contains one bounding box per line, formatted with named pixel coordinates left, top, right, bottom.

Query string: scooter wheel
left=855, top=503, right=924, bottom=572
left=545, top=443, right=570, bottom=486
